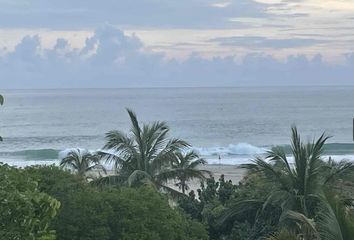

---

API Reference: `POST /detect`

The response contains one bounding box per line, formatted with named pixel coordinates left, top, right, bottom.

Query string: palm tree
left=98, top=109, right=190, bottom=196
left=246, top=126, right=330, bottom=217
left=222, top=127, right=354, bottom=238
left=160, top=151, right=211, bottom=194
left=60, top=149, right=105, bottom=178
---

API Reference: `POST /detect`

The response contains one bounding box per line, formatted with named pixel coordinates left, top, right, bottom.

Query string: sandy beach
left=87, top=164, right=247, bottom=194
left=168, top=164, right=247, bottom=193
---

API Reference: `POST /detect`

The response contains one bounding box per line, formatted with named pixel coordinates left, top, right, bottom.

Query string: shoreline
left=165, top=164, right=247, bottom=194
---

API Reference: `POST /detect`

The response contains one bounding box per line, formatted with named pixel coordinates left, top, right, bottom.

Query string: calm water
left=1, top=87, right=354, bottom=165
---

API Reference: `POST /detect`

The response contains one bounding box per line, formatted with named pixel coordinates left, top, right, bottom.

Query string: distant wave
left=195, top=142, right=354, bottom=157
left=0, top=149, right=60, bottom=160
left=194, top=143, right=267, bottom=156
left=272, top=143, right=354, bottom=156
left=0, top=143, right=353, bottom=164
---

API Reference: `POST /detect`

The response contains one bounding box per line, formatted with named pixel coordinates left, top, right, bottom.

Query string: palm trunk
left=181, top=180, right=186, bottom=194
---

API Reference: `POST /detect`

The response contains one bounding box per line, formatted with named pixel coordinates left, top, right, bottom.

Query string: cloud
left=0, top=0, right=353, bottom=61
left=210, top=36, right=327, bottom=49
left=210, top=2, right=232, bottom=8
left=0, top=0, right=269, bottom=29
left=1, top=25, right=354, bottom=89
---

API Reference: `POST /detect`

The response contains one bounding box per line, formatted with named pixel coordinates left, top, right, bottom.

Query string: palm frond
left=144, top=121, right=169, bottom=157
left=60, top=149, right=103, bottom=178
left=97, top=150, right=129, bottom=170
left=268, top=230, right=300, bottom=240
left=127, top=170, right=152, bottom=187
left=103, top=130, right=137, bottom=156
left=150, top=138, right=189, bottom=172
left=90, top=174, right=127, bottom=186
left=325, top=160, right=354, bottom=184
left=317, top=190, right=354, bottom=240
left=252, top=157, right=290, bottom=191
left=126, top=108, right=143, bottom=147
left=189, top=158, right=207, bottom=169
left=279, top=210, right=318, bottom=238
left=159, top=184, right=187, bottom=200
left=218, top=200, right=263, bottom=226
left=267, top=146, right=294, bottom=179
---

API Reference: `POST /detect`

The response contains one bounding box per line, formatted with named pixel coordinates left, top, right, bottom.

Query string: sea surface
left=1, top=87, right=354, bottom=166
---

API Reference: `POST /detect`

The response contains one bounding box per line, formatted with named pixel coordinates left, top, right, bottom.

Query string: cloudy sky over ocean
left=0, top=0, right=353, bottom=88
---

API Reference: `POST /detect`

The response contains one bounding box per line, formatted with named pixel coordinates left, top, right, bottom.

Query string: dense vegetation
left=1, top=105, right=354, bottom=239
left=179, top=127, right=354, bottom=240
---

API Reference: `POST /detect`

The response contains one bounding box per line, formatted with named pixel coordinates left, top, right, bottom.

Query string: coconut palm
left=98, top=109, right=190, bottom=195
left=159, top=151, right=211, bottom=194
left=60, top=149, right=105, bottom=178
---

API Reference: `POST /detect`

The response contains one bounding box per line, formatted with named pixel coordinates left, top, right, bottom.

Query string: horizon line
left=2, top=85, right=354, bottom=91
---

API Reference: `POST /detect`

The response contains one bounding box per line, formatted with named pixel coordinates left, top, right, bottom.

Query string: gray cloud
left=0, top=0, right=269, bottom=29
left=0, top=25, right=353, bottom=89
left=210, top=36, right=327, bottom=49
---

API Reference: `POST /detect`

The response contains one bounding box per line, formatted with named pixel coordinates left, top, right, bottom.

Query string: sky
left=0, top=0, right=354, bottom=88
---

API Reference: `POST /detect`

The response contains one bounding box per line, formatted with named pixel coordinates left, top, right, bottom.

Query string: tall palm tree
left=98, top=109, right=190, bottom=195
left=60, top=149, right=105, bottom=178
left=159, top=151, right=211, bottom=194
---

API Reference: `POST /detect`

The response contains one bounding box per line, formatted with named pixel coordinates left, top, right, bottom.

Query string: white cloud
left=0, top=25, right=353, bottom=89
left=0, top=0, right=353, bottom=61
left=209, top=36, right=327, bottom=49
left=211, top=2, right=232, bottom=8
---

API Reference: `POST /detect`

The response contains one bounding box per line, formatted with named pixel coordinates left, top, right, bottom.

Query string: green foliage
left=0, top=164, right=60, bottom=240
left=267, top=230, right=300, bottom=240
left=98, top=109, right=208, bottom=197
left=178, top=190, right=204, bottom=221
left=104, top=187, right=207, bottom=240
left=25, top=166, right=208, bottom=240
left=161, top=151, right=211, bottom=194
left=229, top=221, right=277, bottom=240
left=178, top=175, right=273, bottom=240
left=244, top=127, right=330, bottom=218
left=208, top=127, right=354, bottom=239
left=316, top=190, right=354, bottom=240
left=239, top=127, right=332, bottom=237
left=60, top=148, right=106, bottom=178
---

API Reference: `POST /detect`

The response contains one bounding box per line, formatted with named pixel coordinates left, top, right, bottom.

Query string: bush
left=0, top=164, right=60, bottom=240
left=24, top=166, right=208, bottom=240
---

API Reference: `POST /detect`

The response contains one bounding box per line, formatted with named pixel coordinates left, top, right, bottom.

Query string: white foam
left=204, top=154, right=354, bottom=166
left=0, top=159, right=60, bottom=168
left=195, top=143, right=267, bottom=156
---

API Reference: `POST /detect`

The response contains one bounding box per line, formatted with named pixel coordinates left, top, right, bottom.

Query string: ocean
left=1, top=87, right=354, bottom=166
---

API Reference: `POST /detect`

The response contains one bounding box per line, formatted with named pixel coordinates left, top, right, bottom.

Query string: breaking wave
left=194, top=143, right=267, bottom=156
